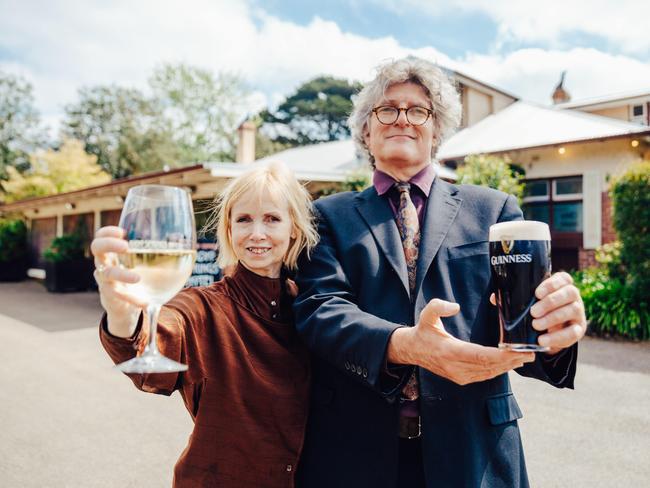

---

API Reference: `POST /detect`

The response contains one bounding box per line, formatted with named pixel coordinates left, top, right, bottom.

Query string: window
left=523, top=176, right=583, bottom=233
left=630, top=104, right=646, bottom=124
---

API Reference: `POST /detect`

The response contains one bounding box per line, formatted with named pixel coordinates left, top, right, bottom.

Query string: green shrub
left=457, top=154, right=524, bottom=203
left=43, top=234, right=85, bottom=263
left=0, top=219, right=28, bottom=262
left=574, top=267, right=649, bottom=340
left=610, top=160, right=650, bottom=302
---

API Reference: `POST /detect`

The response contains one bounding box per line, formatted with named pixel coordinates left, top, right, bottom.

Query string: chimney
left=236, top=120, right=256, bottom=163
left=552, top=71, right=571, bottom=105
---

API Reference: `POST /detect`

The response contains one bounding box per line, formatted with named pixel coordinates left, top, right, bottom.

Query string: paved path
left=1, top=281, right=649, bottom=487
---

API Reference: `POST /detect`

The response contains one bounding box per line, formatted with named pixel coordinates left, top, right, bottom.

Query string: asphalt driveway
left=0, top=280, right=648, bottom=487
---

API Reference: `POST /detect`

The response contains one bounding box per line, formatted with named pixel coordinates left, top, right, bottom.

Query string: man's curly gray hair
left=348, top=56, right=462, bottom=167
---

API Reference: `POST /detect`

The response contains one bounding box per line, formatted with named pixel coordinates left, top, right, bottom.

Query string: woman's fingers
left=95, top=226, right=124, bottom=239
left=91, top=237, right=128, bottom=259
left=95, top=265, right=140, bottom=284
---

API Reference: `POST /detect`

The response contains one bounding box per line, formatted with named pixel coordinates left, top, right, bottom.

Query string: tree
left=0, top=71, right=47, bottom=178
left=611, top=160, right=650, bottom=301
left=1, top=139, right=111, bottom=202
left=456, top=154, right=524, bottom=202
left=62, top=85, right=179, bottom=178
left=261, top=76, right=362, bottom=146
left=150, top=63, right=250, bottom=163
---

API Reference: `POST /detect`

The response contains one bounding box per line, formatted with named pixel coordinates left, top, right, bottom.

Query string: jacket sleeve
left=99, top=288, right=208, bottom=396
left=496, top=194, right=578, bottom=388
left=294, top=204, right=411, bottom=399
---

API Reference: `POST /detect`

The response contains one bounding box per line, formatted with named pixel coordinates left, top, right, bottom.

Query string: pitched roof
left=436, top=101, right=650, bottom=160
left=248, top=139, right=457, bottom=180
left=554, top=89, right=650, bottom=110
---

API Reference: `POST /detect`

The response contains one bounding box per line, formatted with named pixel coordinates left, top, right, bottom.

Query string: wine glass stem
left=144, top=303, right=162, bottom=356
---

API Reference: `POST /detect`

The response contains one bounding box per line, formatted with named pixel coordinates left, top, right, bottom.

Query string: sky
left=2, top=0, right=650, bottom=137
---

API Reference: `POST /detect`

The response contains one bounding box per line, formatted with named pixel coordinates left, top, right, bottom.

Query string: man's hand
left=530, top=271, right=587, bottom=355
left=387, top=299, right=534, bottom=386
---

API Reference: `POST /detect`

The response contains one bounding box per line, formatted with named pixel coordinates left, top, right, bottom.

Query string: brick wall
left=601, top=191, right=616, bottom=244
left=578, top=191, right=617, bottom=270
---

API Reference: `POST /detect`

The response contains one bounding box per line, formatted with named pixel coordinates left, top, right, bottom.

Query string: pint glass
left=489, top=220, right=551, bottom=352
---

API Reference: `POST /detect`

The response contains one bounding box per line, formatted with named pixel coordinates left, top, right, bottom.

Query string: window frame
left=522, top=175, right=583, bottom=236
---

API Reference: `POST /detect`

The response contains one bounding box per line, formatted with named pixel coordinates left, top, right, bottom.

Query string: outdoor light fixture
left=631, top=139, right=640, bottom=148
left=558, top=147, right=566, bottom=155
left=65, top=202, right=76, bottom=210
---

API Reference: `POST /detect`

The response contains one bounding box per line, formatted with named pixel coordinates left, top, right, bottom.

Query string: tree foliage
left=456, top=154, right=524, bottom=202
left=610, top=160, right=650, bottom=301
left=572, top=161, right=650, bottom=340
left=261, top=76, right=361, bottom=146
left=150, top=63, right=250, bottom=163
left=61, top=85, right=179, bottom=178
left=0, top=71, right=47, bottom=178
left=1, top=139, right=111, bottom=202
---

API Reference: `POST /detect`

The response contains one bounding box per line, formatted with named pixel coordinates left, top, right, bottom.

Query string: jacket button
left=345, top=361, right=350, bottom=370
left=286, top=464, right=293, bottom=472
left=271, top=300, right=277, bottom=306
left=272, top=313, right=277, bottom=319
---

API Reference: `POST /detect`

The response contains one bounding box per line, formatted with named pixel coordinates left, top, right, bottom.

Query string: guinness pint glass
left=489, top=220, right=551, bottom=352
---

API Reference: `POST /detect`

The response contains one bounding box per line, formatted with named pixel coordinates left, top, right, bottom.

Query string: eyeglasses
left=371, top=106, right=433, bottom=126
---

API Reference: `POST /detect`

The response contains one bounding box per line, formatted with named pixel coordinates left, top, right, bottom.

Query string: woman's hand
left=91, top=226, right=144, bottom=337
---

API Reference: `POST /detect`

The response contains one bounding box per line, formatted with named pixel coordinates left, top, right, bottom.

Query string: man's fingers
left=451, top=340, right=534, bottom=366
left=419, top=299, right=460, bottom=328
left=538, top=323, right=585, bottom=350
left=535, top=271, right=573, bottom=300
left=530, top=284, right=581, bottom=318
left=532, top=300, right=583, bottom=331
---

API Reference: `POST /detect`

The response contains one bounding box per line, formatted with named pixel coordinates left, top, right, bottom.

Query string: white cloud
left=458, top=48, right=650, bottom=104
left=1, top=0, right=649, bottom=139
left=0, top=0, right=451, bottom=135
left=375, top=0, right=650, bottom=56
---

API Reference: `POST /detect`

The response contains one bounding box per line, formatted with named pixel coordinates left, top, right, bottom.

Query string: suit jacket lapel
left=415, top=178, right=462, bottom=293
left=355, top=187, right=410, bottom=294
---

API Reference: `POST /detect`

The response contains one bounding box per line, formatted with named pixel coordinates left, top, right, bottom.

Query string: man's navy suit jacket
left=294, top=176, right=577, bottom=488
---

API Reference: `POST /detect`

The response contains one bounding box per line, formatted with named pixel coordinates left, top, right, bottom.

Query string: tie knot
left=396, top=182, right=411, bottom=194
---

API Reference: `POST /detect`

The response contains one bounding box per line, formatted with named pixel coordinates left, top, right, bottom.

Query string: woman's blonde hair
left=348, top=56, right=462, bottom=167
left=204, top=161, right=319, bottom=271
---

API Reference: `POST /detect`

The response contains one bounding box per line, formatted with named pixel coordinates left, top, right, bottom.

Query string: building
left=437, top=101, right=650, bottom=270
left=1, top=68, right=648, bottom=274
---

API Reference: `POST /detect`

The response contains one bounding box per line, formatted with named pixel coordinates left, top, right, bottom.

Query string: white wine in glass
left=115, top=184, right=197, bottom=374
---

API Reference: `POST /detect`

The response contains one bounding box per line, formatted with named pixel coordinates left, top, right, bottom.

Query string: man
left=294, top=57, right=586, bottom=488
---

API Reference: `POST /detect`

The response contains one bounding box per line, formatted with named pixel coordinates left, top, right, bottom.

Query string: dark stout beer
left=489, top=221, right=551, bottom=352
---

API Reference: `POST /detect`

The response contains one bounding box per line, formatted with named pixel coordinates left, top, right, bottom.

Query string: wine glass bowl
left=114, top=184, right=196, bottom=374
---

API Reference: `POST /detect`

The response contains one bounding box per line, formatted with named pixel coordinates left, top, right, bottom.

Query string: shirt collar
left=372, top=164, right=436, bottom=197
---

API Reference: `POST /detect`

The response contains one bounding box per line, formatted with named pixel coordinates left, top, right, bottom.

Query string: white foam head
left=489, top=220, right=550, bottom=241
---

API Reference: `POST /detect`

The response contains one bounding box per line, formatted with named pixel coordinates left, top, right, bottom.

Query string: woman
left=93, top=162, right=319, bottom=487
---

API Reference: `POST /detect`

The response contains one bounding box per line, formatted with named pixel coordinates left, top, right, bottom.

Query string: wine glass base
left=115, top=354, right=188, bottom=374
left=498, top=342, right=550, bottom=352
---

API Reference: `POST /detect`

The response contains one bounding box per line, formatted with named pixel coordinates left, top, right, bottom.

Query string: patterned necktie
left=395, top=182, right=420, bottom=296
left=395, top=182, right=420, bottom=401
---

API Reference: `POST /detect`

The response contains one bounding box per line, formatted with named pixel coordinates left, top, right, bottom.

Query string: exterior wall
left=511, top=138, right=643, bottom=188
left=492, top=92, right=516, bottom=113
left=587, top=106, right=629, bottom=121
left=505, top=138, right=643, bottom=270
left=579, top=192, right=616, bottom=269
left=465, top=87, right=493, bottom=126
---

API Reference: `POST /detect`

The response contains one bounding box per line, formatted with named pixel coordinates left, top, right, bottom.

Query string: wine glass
left=114, top=184, right=197, bottom=373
